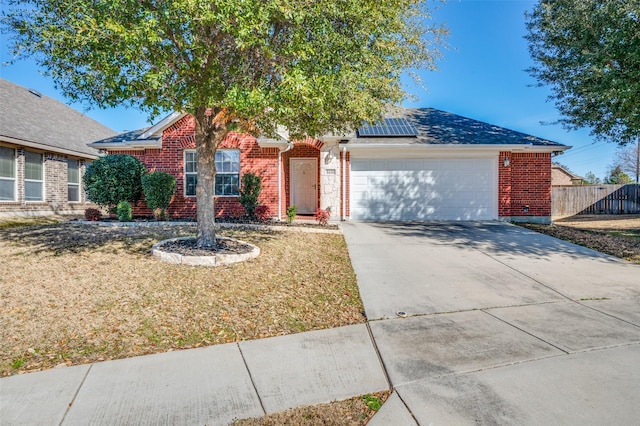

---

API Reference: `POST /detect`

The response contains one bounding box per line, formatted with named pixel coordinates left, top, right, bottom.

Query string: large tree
left=525, top=0, right=640, bottom=145
left=611, top=141, right=640, bottom=183
left=3, top=0, right=445, bottom=248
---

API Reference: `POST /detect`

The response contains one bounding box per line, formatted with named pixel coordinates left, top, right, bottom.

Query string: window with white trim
left=67, top=159, right=80, bottom=202
left=184, top=151, right=197, bottom=196
left=184, top=149, right=240, bottom=197
left=24, top=151, right=44, bottom=201
left=0, top=146, right=16, bottom=201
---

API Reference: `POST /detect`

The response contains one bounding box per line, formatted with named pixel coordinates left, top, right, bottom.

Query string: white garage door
left=350, top=157, right=497, bottom=220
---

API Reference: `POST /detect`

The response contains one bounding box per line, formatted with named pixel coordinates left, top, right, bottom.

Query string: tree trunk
left=194, top=107, right=229, bottom=249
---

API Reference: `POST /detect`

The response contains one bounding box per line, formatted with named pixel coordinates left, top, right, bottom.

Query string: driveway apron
left=342, top=221, right=640, bottom=425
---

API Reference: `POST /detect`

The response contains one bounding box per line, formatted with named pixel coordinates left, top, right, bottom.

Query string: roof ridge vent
left=28, top=88, right=43, bottom=98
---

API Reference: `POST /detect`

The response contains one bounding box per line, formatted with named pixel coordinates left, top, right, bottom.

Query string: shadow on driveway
left=369, top=221, right=624, bottom=263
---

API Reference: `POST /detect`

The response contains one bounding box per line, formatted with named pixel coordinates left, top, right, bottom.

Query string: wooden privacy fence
left=552, top=184, right=640, bottom=218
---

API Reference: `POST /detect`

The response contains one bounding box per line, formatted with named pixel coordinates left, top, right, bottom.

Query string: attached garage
left=341, top=108, right=570, bottom=223
left=350, top=156, right=498, bottom=221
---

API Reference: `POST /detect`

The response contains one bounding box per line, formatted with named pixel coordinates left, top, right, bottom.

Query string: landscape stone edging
left=76, top=220, right=343, bottom=234
left=151, top=236, right=260, bottom=267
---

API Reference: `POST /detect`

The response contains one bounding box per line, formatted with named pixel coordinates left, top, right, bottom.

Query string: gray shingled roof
left=0, top=78, right=116, bottom=157
left=353, top=107, right=566, bottom=147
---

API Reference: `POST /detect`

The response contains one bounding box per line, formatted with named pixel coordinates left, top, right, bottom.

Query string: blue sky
left=0, top=0, right=620, bottom=180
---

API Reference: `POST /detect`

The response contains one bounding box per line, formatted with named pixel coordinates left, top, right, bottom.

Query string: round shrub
left=116, top=201, right=132, bottom=222
left=84, top=208, right=102, bottom=221
left=141, top=171, right=176, bottom=220
left=83, top=154, right=146, bottom=208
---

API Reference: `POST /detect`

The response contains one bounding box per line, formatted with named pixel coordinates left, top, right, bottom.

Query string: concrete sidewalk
left=1, top=324, right=389, bottom=425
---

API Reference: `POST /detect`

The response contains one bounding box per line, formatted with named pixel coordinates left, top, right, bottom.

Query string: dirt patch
left=0, top=222, right=364, bottom=376
left=232, top=392, right=390, bottom=426
left=520, top=214, right=640, bottom=264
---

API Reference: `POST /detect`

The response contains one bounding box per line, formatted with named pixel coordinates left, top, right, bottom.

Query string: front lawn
left=0, top=221, right=364, bottom=376
left=519, top=214, right=640, bottom=264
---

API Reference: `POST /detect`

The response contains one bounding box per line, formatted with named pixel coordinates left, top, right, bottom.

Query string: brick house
left=551, top=165, right=584, bottom=186
left=0, top=79, right=117, bottom=217
left=89, top=108, right=569, bottom=224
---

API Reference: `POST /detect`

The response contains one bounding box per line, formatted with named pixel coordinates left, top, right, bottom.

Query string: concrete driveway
left=343, top=221, right=640, bottom=425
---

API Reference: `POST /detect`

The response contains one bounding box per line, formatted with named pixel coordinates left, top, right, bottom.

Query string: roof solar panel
left=357, top=117, right=419, bottom=137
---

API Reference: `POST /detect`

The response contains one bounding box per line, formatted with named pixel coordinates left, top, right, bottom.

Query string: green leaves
left=3, top=0, right=446, bottom=135
left=83, top=154, right=146, bottom=208
left=526, top=0, right=640, bottom=144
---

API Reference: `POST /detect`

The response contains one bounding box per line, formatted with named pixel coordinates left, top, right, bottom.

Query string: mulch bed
left=158, top=237, right=254, bottom=256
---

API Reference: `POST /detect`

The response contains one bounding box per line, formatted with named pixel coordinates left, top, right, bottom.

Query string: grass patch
left=232, top=391, right=391, bottom=425
left=0, top=222, right=365, bottom=376
left=519, top=218, right=640, bottom=265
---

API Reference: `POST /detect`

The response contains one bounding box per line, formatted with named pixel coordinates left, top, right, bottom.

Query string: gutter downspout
left=278, top=142, right=294, bottom=220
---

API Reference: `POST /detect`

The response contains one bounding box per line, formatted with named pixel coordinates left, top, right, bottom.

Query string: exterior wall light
left=503, top=157, right=510, bottom=167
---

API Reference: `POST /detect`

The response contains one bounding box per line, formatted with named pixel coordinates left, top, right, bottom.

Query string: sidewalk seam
left=58, top=364, right=93, bottom=426
left=365, top=322, right=393, bottom=391
left=481, top=310, right=570, bottom=354
left=236, top=343, right=267, bottom=416
left=394, top=388, right=422, bottom=426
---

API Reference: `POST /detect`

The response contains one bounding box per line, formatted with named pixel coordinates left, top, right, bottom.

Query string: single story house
left=0, top=78, right=117, bottom=217
left=551, top=164, right=584, bottom=186
left=89, top=108, right=569, bottom=223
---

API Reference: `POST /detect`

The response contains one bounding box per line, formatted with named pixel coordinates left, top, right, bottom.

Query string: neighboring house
left=89, top=108, right=569, bottom=224
left=0, top=79, right=117, bottom=217
left=551, top=165, right=584, bottom=186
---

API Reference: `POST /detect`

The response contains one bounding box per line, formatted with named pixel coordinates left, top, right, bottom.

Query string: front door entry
left=290, top=158, right=317, bottom=214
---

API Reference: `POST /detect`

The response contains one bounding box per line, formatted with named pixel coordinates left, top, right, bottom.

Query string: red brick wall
left=109, top=115, right=279, bottom=219
left=498, top=151, right=551, bottom=218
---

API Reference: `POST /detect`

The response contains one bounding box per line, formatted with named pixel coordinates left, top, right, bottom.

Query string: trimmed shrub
left=116, top=201, right=132, bottom=222
left=141, top=171, right=176, bottom=221
left=314, top=208, right=331, bottom=226
left=255, top=205, right=272, bottom=222
left=84, top=208, right=102, bottom=221
left=83, top=154, right=146, bottom=209
left=286, top=205, right=297, bottom=224
left=239, top=173, right=262, bottom=219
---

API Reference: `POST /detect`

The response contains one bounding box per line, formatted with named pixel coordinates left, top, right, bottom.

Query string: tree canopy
left=611, top=141, right=640, bottom=183
left=3, top=0, right=445, bottom=247
left=604, top=165, right=633, bottom=184
left=525, top=0, right=640, bottom=145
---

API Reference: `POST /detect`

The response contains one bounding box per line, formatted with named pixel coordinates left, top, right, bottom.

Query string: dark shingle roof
left=0, top=78, right=117, bottom=157
left=353, top=107, right=566, bottom=147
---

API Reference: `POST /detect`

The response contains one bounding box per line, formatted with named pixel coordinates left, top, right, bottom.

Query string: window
left=24, top=151, right=44, bottom=201
left=184, top=149, right=240, bottom=197
left=68, top=159, right=80, bottom=202
left=184, top=151, right=197, bottom=196
left=215, top=150, right=240, bottom=196
left=0, top=146, right=16, bottom=201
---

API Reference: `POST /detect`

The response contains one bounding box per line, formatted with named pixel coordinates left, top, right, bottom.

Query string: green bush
left=239, top=173, right=262, bottom=219
left=83, top=154, right=146, bottom=209
left=116, top=201, right=132, bottom=222
left=141, top=171, right=176, bottom=220
left=286, top=205, right=297, bottom=224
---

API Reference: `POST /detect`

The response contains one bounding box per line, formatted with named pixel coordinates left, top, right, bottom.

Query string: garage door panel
left=350, top=158, right=496, bottom=221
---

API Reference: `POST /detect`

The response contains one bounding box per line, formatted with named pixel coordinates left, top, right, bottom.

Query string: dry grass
left=0, top=221, right=365, bottom=376
left=232, top=392, right=390, bottom=426
left=521, top=214, right=640, bottom=264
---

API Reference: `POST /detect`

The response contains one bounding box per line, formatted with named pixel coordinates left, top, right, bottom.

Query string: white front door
left=290, top=158, right=317, bottom=214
